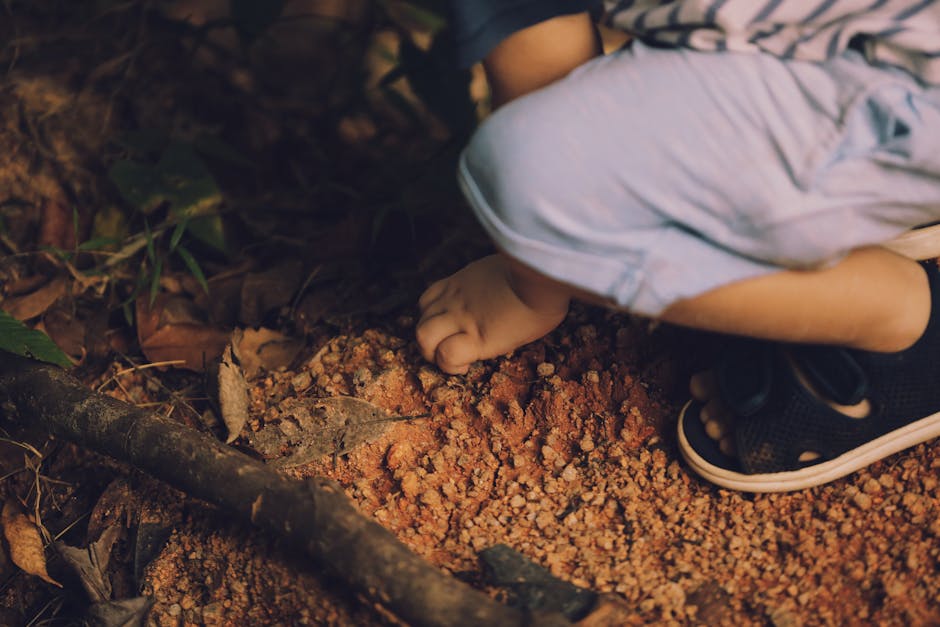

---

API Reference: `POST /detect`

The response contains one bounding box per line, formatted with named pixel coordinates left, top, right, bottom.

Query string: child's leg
left=417, top=29, right=940, bottom=488
left=419, top=37, right=940, bottom=374
left=662, top=246, right=930, bottom=353
left=418, top=246, right=929, bottom=373
left=417, top=12, right=599, bottom=374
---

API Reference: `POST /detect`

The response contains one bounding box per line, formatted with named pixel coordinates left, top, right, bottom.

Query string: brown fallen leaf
left=41, top=306, right=87, bottom=363
left=248, top=396, right=425, bottom=467
left=4, top=274, right=48, bottom=297
left=233, top=327, right=303, bottom=378
left=196, top=272, right=244, bottom=327
left=1, top=500, right=61, bottom=587
left=56, top=524, right=123, bottom=602
left=135, top=293, right=205, bottom=342
left=139, top=323, right=229, bottom=372
left=218, top=343, right=250, bottom=443
left=38, top=197, right=78, bottom=250
left=239, top=260, right=303, bottom=327
left=2, top=277, right=67, bottom=321
left=136, top=293, right=230, bottom=372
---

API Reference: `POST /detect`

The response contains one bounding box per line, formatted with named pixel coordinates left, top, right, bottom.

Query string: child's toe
left=416, top=314, right=462, bottom=363
left=689, top=371, right=718, bottom=402
left=435, top=333, right=478, bottom=375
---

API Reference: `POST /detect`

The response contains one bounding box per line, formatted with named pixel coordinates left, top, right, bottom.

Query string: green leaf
left=77, top=236, right=120, bottom=251
left=184, top=215, right=227, bottom=254
left=159, top=142, right=223, bottom=218
left=149, top=256, right=163, bottom=306
left=109, top=141, right=227, bottom=254
left=0, top=310, right=72, bottom=368
left=176, top=246, right=209, bottom=294
left=108, top=160, right=165, bottom=214
left=109, top=143, right=223, bottom=218
left=169, top=217, right=189, bottom=252
left=144, top=220, right=156, bottom=263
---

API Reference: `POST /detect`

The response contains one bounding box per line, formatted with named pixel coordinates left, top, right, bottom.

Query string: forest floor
left=0, top=2, right=938, bottom=626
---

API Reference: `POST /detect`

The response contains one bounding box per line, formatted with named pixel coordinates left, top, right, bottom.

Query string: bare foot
left=417, top=255, right=569, bottom=374
left=689, top=354, right=871, bottom=462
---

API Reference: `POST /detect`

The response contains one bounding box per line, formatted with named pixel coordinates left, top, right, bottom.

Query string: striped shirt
left=605, top=0, right=940, bottom=84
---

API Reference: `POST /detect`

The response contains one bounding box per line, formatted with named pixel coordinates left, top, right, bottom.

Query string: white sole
left=882, top=224, right=940, bottom=260
left=677, top=400, right=940, bottom=493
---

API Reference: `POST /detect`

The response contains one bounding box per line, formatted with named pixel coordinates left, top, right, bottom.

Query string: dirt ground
left=0, top=2, right=939, bottom=626
left=136, top=306, right=940, bottom=626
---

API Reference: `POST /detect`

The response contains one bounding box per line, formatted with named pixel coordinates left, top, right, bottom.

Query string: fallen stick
left=0, top=351, right=568, bottom=627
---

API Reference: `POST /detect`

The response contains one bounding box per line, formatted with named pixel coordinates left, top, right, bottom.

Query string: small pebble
left=862, top=478, right=882, bottom=495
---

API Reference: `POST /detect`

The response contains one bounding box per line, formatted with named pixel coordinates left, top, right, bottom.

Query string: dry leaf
left=218, top=343, right=250, bottom=443
left=56, top=524, right=123, bottom=603
left=41, top=306, right=87, bottom=362
left=239, top=260, right=303, bottom=327
left=139, top=323, right=229, bottom=372
left=3, top=277, right=67, bottom=321
left=134, top=296, right=164, bottom=344
left=248, top=396, right=416, bottom=467
left=38, top=197, right=78, bottom=250
left=196, top=272, right=244, bottom=327
left=136, top=294, right=230, bottom=371
left=233, top=327, right=303, bottom=377
left=86, top=596, right=154, bottom=627
left=1, top=500, right=61, bottom=587
left=135, top=293, right=204, bottom=342
left=4, top=274, right=48, bottom=297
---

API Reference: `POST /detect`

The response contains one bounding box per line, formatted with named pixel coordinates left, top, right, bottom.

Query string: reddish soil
left=137, top=305, right=940, bottom=625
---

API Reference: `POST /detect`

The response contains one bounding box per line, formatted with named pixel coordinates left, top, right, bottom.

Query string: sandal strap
left=717, top=342, right=877, bottom=474
left=718, top=342, right=870, bottom=417
left=789, top=346, right=868, bottom=406
left=716, top=341, right=773, bottom=417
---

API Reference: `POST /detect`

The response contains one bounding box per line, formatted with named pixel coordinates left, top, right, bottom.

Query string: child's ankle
left=504, top=257, right=571, bottom=317
left=853, top=262, right=931, bottom=353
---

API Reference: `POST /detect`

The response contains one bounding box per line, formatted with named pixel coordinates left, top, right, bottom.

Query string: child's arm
left=483, top=12, right=601, bottom=106
left=449, top=2, right=601, bottom=106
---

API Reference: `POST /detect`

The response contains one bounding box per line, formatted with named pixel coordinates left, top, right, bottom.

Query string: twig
left=95, top=360, right=187, bottom=392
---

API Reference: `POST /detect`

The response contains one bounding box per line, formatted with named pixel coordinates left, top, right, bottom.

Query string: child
left=416, top=2, right=940, bottom=492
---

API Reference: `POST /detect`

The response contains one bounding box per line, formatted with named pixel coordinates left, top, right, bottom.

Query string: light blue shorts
left=459, top=41, right=940, bottom=316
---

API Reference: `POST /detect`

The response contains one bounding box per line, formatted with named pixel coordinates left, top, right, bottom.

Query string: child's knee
left=459, top=101, right=586, bottom=241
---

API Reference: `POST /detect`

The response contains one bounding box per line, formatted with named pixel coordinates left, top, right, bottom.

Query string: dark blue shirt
left=450, top=0, right=599, bottom=67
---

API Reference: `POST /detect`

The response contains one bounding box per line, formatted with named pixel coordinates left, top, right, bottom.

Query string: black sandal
left=678, top=262, right=940, bottom=492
